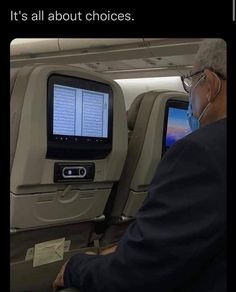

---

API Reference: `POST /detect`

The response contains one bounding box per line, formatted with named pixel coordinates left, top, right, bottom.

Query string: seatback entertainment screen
left=166, top=107, right=191, bottom=147
left=162, top=100, right=191, bottom=155
left=47, top=74, right=113, bottom=160
left=53, top=84, right=109, bottom=138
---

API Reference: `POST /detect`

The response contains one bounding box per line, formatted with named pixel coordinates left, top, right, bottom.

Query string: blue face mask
left=187, top=74, right=206, bottom=132
left=187, top=71, right=221, bottom=132
left=187, top=102, right=200, bottom=132
left=187, top=99, right=212, bottom=132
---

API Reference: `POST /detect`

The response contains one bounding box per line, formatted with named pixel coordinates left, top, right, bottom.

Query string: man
left=53, top=39, right=227, bottom=292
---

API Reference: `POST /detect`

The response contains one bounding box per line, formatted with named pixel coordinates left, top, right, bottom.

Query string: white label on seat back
left=25, top=239, right=71, bottom=263
left=33, top=238, right=65, bottom=267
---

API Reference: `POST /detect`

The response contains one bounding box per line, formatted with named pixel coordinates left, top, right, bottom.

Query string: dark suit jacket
left=64, top=118, right=226, bottom=292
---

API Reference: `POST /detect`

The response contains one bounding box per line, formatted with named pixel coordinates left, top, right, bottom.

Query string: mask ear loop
left=199, top=73, right=222, bottom=122
left=198, top=74, right=210, bottom=121
left=212, top=72, right=222, bottom=99
left=198, top=101, right=211, bottom=122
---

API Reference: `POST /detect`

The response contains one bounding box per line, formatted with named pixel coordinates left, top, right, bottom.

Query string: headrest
left=127, top=93, right=145, bottom=131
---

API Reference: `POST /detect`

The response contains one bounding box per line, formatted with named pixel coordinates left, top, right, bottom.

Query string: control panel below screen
left=54, top=162, right=95, bottom=182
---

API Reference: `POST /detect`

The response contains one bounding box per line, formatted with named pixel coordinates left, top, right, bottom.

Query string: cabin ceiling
left=10, top=38, right=203, bottom=79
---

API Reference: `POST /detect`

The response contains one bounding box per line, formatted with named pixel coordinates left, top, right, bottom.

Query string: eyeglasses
left=181, top=70, right=204, bottom=93
left=181, top=68, right=226, bottom=94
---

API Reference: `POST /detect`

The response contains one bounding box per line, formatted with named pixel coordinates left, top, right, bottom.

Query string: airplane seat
left=10, top=64, right=128, bottom=292
left=10, top=66, right=39, bottom=170
left=100, top=90, right=189, bottom=246
left=10, top=68, right=20, bottom=96
left=127, top=92, right=144, bottom=141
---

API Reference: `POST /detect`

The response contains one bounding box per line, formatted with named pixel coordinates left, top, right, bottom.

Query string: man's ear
left=204, top=69, right=221, bottom=101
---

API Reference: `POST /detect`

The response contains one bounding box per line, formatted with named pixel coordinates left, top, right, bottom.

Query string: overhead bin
left=58, top=38, right=143, bottom=51
left=10, top=38, right=146, bottom=57
left=10, top=38, right=60, bottom=56
left=12, top=38, right=195, bottom=57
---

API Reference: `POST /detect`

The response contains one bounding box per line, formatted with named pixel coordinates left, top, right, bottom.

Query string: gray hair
left=195, top=39, right=227, bottom=79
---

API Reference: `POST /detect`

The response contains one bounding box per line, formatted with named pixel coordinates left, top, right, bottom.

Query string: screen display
left=53, top=84, right=109, bottom=138
left=165, top=107, right=191, bottom=148
left=47, top=74, right=113, bottom=160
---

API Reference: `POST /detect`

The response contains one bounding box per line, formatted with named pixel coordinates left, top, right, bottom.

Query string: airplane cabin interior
left=10, top=38, right=203, bottom=292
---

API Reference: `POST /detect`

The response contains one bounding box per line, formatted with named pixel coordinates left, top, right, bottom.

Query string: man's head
left=181, top=39, right=227, bottom=130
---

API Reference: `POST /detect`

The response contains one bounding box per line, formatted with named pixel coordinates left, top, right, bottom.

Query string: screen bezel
left=162, top=99, right=189, bottom=156
left=47, top=74, right=113, bottom=160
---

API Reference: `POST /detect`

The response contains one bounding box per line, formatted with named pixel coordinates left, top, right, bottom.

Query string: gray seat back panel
left=111, top=91, right=165, bottom=217
left=10, top=66, right=35, bottom=171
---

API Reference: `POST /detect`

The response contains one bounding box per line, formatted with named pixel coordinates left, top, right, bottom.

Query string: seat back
left=10, top=64, right=128, bottom=292
left=100, top=90, right=189, bottom=246
left=10, top=64, right=128, bottom=229
left=109, top=90, right=188, bottom=220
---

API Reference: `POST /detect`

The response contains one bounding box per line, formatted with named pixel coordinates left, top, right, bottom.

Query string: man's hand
left=53, top=260, right=68, bottom=292
left=52, top=246, right=117, bottom=291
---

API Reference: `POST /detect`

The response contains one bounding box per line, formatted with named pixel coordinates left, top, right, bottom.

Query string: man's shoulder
left=162, top=118, right=226, bottom=163
left=184, top=118, right=226, bottom=149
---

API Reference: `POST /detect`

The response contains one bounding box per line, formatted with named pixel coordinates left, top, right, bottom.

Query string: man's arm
left=63, top=138, right=226, bottom=292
